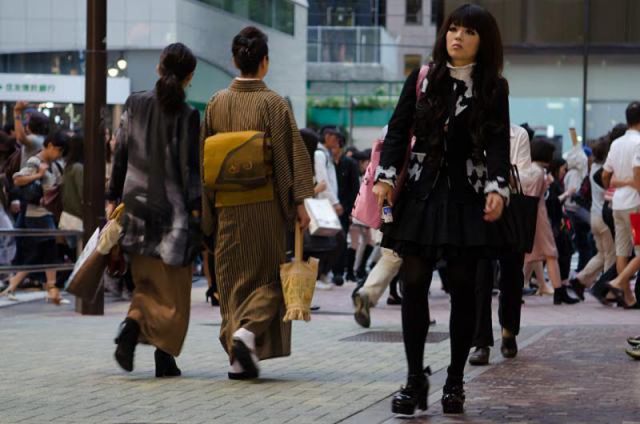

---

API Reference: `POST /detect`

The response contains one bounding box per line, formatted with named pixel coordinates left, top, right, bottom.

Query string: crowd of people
left=1, top=3, right=640, bottom=420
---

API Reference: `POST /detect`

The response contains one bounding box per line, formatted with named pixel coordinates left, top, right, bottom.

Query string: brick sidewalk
left=0, top=279, right=639, bottom=423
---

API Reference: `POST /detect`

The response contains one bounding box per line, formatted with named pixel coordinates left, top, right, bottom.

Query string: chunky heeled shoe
left=553, top=286, right=579, bottom=305
left=114, top=318, right=140, bottom=372
left=441, top=381, right=465, bottom=414
left=155, top=349, right=181, bottom=378
left=569, top=278, right=586, bottom=301
left=391, top=367, right=431, bottom=416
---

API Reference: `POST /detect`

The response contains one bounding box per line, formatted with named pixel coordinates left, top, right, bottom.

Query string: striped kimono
left=201, top=79, right=314, bottom=361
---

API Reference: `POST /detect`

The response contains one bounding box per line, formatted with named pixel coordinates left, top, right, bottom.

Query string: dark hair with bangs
left=415, top=3, right=507, bottom=164
left=530, top=140, right=555, bottom=164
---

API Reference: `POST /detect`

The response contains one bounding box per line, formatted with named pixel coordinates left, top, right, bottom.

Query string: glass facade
left=308, top=27, right=382, bottom=63
left=0, top=51, right=85, bottom=75
left=197, top=0, right=295, bottom=35
left=443, top=0, right=640, bottom=45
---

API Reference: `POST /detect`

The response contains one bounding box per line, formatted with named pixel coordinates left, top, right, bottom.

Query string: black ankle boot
left=114, top=318, right=140, bottom=372
left=553, top=286, right=579, bottom=305
left=441, top=381, right=465, bottom=414
left=155, top=349, right=181, bottom=378
left=391, top=367, right=431, bottom=416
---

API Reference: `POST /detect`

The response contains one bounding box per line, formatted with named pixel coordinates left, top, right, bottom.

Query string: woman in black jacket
left=372, top=4, right=511, bottom=415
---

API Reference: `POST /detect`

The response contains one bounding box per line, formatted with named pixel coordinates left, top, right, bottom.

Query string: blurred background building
left=0, top=0, right=638, bottom=151
left=0, top=0, right=309, bottom=130
left=307, top=0, right=640, bottom=150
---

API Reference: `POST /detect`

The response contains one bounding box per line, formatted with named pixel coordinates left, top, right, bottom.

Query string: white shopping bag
left=304, top=198, right=342, bottom=237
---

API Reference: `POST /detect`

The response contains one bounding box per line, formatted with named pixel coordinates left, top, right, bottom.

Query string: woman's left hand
left=484, top=192, right=504, bottom=222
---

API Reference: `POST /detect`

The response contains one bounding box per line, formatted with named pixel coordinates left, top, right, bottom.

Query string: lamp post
left=78, top=0, right=106, bottom=315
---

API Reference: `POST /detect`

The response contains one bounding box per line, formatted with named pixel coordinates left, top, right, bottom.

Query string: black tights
left=400, top=255, right=477, bottom=384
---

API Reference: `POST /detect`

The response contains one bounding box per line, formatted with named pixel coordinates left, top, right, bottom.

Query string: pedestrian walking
left=602, top=101, right=640, bottom=308
left=200, top=26, right=313, bottom=380
left=372, top=4, right=512, bottom=415
left=569, top=138, right=615, bottom=300
left=469, top=124, right=536, bottom=366
left=0, top=131, right=69, bottom=304
left=107, top=43, right=201, bottom=377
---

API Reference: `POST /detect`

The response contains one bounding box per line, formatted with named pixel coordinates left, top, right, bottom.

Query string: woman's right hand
left=373, top=181, right=393, bottom=209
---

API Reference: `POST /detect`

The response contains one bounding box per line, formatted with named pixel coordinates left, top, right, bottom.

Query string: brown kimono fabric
left=201, top=79, right=314, bottom=361
left=127, top=254, right=192, bottom=357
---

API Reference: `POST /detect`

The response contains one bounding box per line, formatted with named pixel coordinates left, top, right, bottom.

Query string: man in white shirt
left=314, top=127, right=343, bottom=216
left=313, top=127, right=344, bottom=289
left=602, top=101, right=640, bottom=307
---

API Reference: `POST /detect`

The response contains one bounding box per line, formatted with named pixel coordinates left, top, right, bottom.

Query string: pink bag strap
left=416, top=64, right=430, bottom=100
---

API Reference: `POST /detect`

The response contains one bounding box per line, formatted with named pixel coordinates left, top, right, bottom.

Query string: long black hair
left=155, top=43, right=197, bottom=114
left=416, top=3, right=507, bottom=164
left=65, top=133, right=84, bottom=170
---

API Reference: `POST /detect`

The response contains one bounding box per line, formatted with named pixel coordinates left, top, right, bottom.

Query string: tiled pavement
left=1, top=277, right=639, bottom=424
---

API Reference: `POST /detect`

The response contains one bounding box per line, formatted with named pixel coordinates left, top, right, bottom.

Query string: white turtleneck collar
left=447, top=62, right=475, bottom=86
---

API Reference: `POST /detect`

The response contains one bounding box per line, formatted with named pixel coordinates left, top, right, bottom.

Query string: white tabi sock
left=233, top=327, right=256, bottom=352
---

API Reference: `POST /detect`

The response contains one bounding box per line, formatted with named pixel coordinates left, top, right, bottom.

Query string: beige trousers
left=576, top=214, right=615, bottom=287
left=359, top=248, right=403, bottom=305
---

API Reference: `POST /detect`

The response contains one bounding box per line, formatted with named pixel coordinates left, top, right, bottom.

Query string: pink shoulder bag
left=351, top=65, right=429, bottom=229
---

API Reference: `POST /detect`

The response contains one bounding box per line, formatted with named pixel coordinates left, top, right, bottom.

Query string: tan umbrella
left=280, top=221, right=319, bottom=322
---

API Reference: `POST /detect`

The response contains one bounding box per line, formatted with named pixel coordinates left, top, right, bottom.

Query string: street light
left=116, top=55, right=127, bottom=70
left=107, top=67, right=119, bottom=77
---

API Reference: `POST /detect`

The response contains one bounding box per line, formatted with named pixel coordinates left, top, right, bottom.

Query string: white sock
left=233, top=328, right=256, bottom=352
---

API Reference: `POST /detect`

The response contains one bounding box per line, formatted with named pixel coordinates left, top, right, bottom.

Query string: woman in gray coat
left=106, top=43, right=201, bottom=377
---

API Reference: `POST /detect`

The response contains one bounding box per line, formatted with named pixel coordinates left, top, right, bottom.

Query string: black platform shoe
left=155, top=349, right=182, bottom=378
left=114, top=318, right=140, bottom=372
left=553, top=286, right=579, bottom=305
left=569, top=278, right=586, bottom=301
left=391, top=367, right=431, bottom=416
left=441, top=381, right=465, bottom=414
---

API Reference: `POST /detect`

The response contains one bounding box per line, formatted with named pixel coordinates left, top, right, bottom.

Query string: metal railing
left=0, top=229, right=84, bottom=274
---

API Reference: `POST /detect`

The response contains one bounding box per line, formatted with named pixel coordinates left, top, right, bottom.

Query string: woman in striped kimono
left=201, top=26, right=314, bottom=380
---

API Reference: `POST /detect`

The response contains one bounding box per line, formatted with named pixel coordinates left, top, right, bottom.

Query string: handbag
left=351, top=64, right=429, bottom=229
left=304, top=198, right=342, bottom=237
left=279, top=221, right=319, bottom=322
left=18, top=180, right=43, bottom=205
left=503, top=165, right=539, bottom=253
left=65, top=228, right=106, bottom=301
left=303, top=231, right=338, bottom=254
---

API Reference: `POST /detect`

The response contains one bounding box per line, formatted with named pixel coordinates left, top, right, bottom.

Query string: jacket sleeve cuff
left=484, top=178, right=511, bottom=206
left=374, top=165, right=398, bottom=188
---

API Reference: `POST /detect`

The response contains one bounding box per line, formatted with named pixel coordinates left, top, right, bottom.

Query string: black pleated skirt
left=381, top=176, right=513, bottom=260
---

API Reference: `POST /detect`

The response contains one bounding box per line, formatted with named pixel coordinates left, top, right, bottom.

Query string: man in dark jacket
left=330, top=131, right=361, bottom=285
